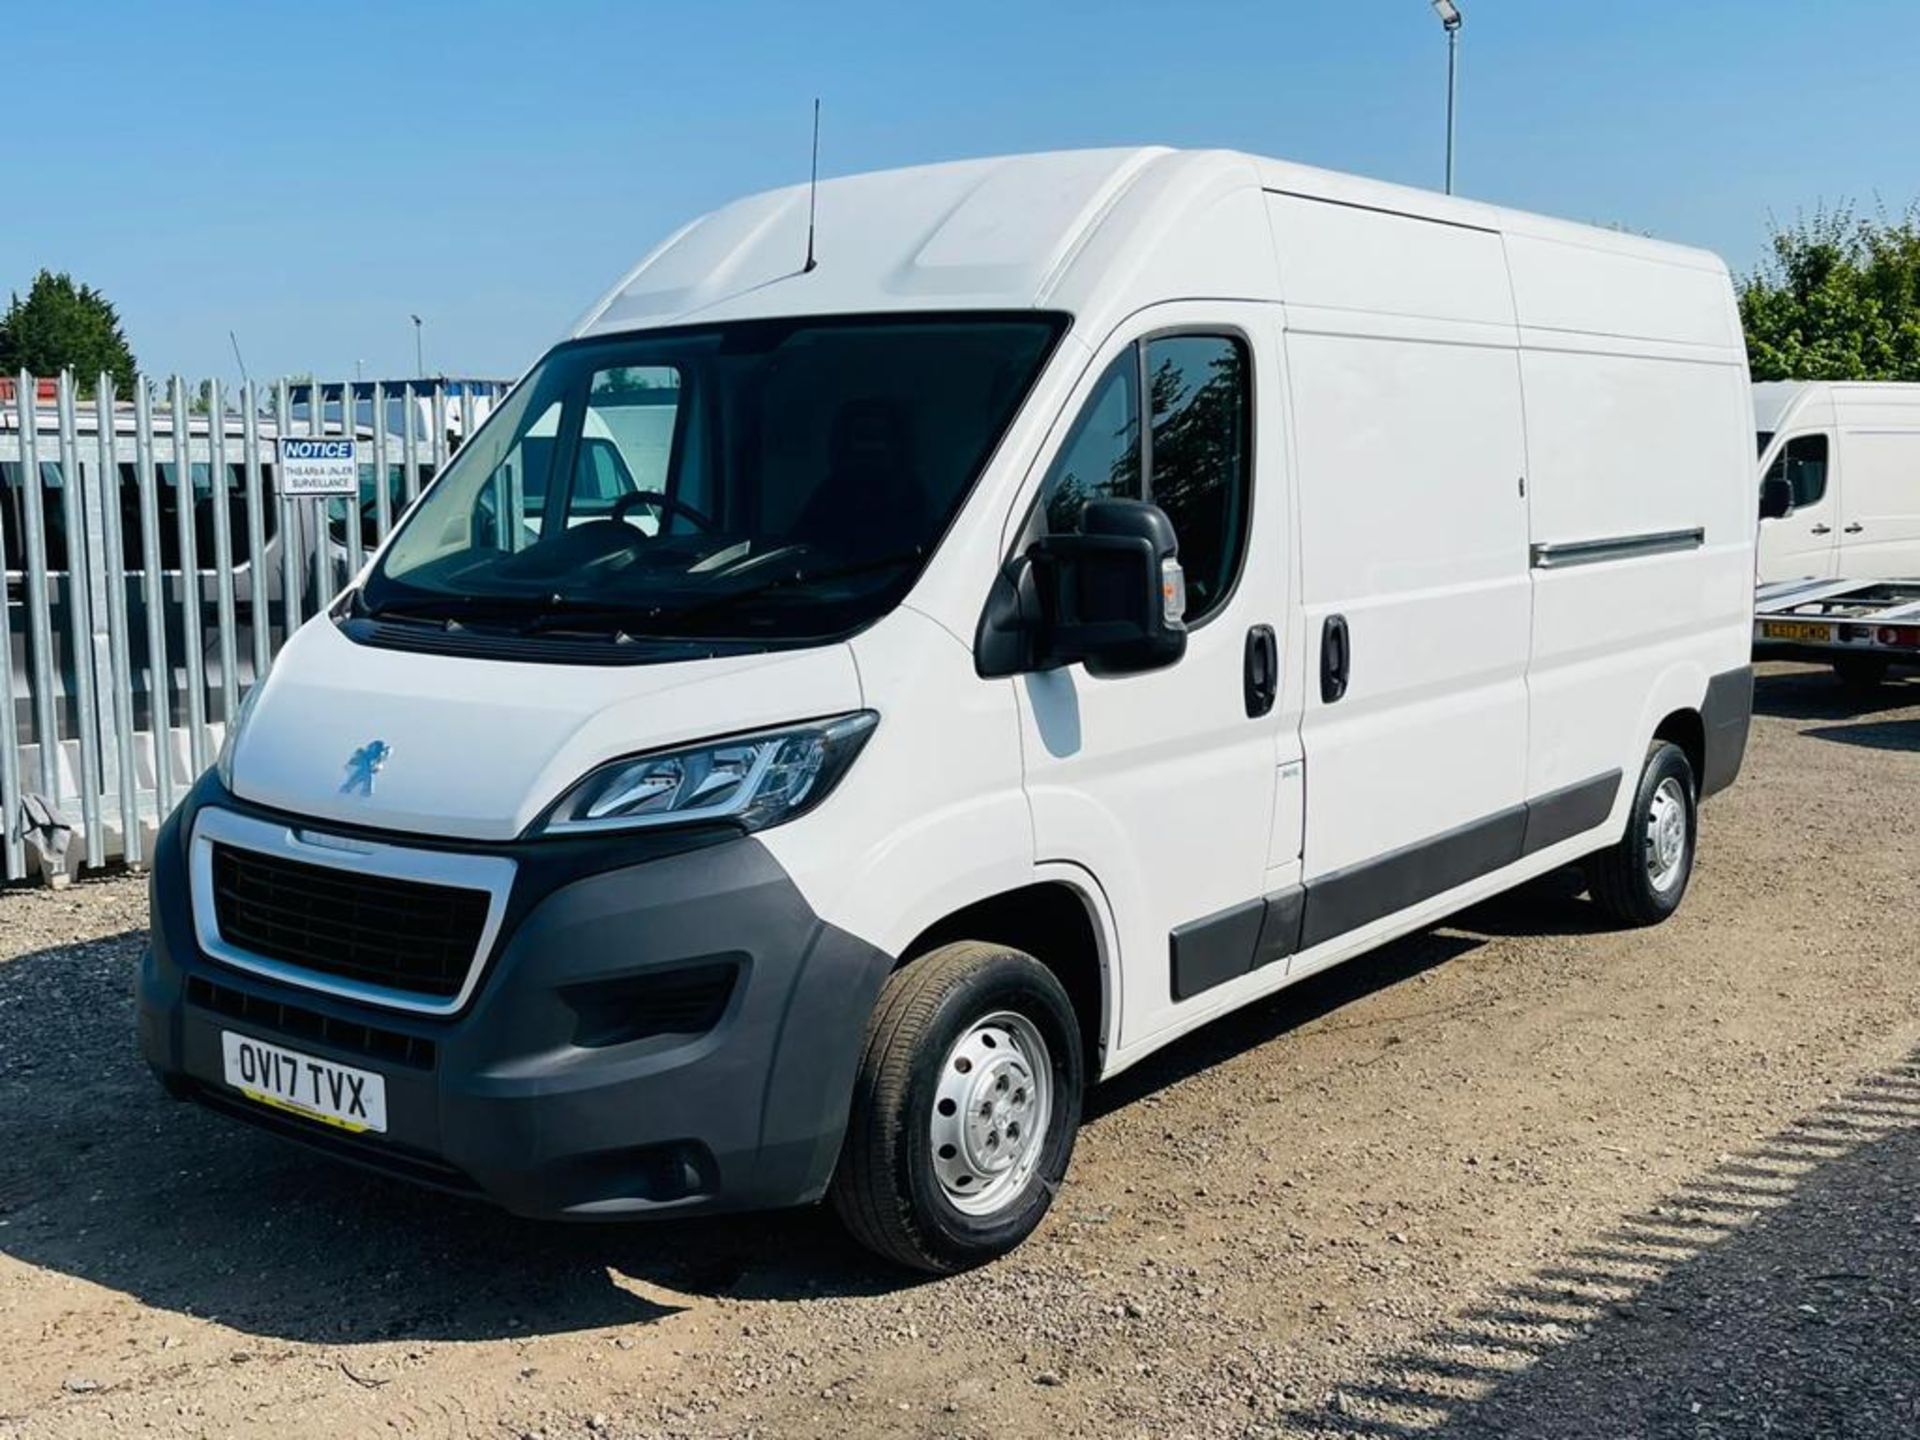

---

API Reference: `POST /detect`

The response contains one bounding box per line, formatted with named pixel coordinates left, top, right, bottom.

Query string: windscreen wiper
left=661, top=549, right=927, bottom=625
left=360, top=594, right=543, bottom=628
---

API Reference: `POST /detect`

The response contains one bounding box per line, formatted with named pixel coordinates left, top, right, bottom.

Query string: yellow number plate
left=1761, top=620, right=1832, bottom=643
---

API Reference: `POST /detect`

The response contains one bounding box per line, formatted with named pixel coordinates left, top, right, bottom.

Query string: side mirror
left=1759, top=474, right=1794, bottom=521
left=976, top=498, right=1189, bottom=678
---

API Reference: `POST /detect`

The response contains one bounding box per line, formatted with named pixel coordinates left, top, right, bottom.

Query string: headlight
left=529, top=711, right=878, bottom=836
left=215, top=684, right=262, bottom=789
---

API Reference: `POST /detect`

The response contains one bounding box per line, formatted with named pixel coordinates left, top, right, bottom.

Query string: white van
left=138, top=148, right=1757, bottom=1270
left=1755, top=381, right=1920, bottom=582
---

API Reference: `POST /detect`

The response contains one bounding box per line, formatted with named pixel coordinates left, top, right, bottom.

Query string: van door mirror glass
left=975, top=498, right=1189, bottom=677
left=1758, top=473, right=1794, bottom=521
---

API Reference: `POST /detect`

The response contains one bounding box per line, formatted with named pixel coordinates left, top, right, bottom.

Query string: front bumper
left=137, top=777, right=894, bottom=1219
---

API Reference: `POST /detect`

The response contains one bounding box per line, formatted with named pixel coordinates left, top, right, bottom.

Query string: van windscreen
left=361, top=313, right=1065, bottom=646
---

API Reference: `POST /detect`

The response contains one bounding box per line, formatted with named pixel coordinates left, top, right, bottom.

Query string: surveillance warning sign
left=277, top=437, right=360, bottom=497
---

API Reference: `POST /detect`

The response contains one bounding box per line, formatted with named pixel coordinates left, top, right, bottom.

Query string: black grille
left=187, top=975, right=437, bottom=1069
left=211, top=843, right=492, bottom=1001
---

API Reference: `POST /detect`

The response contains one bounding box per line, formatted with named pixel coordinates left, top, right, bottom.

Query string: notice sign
left=277, top=437, right=360, bottom=496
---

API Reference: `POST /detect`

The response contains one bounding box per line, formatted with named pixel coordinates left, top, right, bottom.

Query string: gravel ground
left=1, top=661, right=1916, bottom=1440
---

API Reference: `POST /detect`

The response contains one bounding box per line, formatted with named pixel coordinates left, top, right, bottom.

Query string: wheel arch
left=895, top=868, right=1118, bottom=1077
left=1651, top=706, right=1706, bottom=790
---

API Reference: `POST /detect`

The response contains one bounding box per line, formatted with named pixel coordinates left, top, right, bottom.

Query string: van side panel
left=1272, top=195, right=1532, bottom=885
left=1505, top=232, right=1754, bottom=804
left=1836, top=426, right=1920, bottom=579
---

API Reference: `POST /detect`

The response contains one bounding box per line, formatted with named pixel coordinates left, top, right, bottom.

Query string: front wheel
left=830, top=941, right=1084, bottom=1272
left=1586, top=740, right=1698, bottom=927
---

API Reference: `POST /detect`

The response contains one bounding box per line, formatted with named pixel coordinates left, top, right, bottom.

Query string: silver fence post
left=275, top=380, right=302, bottom=637
left=135, top=379, right=174, bottom=818
left=0, top=456, right=22, bottom=880
left=431, top=383, right=448, bottom=480
left=56, top=371, right=105, bottom=867
left=15, top=374, right=58, bottom=802
left=401, top=382, right=421, bottom=505
left=307, top=381, right=330, bottom=610
left=171, top=375, right=208, bottom=776
left=207, top=377, right=239, bottom=729
left=242, top=382, right=270, bottom=686
left=342, top=379, right=365, bottom=589
left=371, top=380, right=391, bottom=542
left=94, top=373, right=140, bottom=869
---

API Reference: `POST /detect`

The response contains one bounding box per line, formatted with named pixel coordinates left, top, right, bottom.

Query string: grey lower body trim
left=1168, top=885, right=1306, bottom=1003
left=1531, top=528, right=1704, bottom=570
left=1521, top=770, right=1622, bottom=855
left=1167, top=767, right=1624, bottom=1003
left=1299, top=804, right=1528, bottom=950
left=1700, top=664, right=1754, bottom=799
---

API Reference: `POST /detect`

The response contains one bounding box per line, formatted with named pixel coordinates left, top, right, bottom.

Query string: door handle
left=1844, top=522, right=1865, bottom=534
left=1320, top=614, right=1350, bottom=704
left=1244, top=624, right=1277, bottom=718
left=1809, top=524, right=1832, bottom=535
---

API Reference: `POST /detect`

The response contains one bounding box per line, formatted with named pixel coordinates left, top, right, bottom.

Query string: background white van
left=1755, top=381, right=1920, bottom=581
left=139, top=148, right=1757, bottom=1271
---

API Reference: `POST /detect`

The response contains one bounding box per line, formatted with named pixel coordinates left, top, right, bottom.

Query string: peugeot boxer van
left=1755, top=381, right=1920, bottom=583
left=138, top=148, right=1756, bottom=1270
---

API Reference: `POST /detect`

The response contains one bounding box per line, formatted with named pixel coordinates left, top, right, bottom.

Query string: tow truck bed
left=1755, top=578, right=1920, bottom=679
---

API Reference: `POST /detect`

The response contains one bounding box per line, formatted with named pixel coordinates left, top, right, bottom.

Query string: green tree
left=1740, top=205, right=1920, bottom=380
left=0, top=269, right=137, bottom=393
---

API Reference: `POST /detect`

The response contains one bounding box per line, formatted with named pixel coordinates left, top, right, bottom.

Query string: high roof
left=573, top=147, right=1731, bottom=341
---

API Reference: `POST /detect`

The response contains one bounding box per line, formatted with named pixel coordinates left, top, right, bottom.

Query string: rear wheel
left=830, top=941, right=1083, bottom=1272
left=1587, top=740, right=1697, bottom=927
left=1833, top=654, right=1891, bottom=693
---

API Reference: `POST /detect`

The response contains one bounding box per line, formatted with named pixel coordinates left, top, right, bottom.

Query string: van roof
left=1753, top=379, right=1920, bottom=434
left=576, top=146, right=1732, bottom=342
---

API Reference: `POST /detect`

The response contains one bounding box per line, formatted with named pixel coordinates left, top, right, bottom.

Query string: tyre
left=830, top=941, right=1084, bottom=1272
left=1586, top=740, right=1697, bottom=928
left=1833, top=654, right=1891, bottom=692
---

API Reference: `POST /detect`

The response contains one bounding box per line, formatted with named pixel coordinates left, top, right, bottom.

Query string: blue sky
left=8, top=0, right=1917, bottom=383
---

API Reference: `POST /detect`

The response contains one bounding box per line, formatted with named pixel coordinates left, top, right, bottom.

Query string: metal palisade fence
left=0, top=370, right=509, bottom=883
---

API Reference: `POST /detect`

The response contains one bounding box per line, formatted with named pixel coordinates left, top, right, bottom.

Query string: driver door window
left=1763, top=433, right=1830, bottom=509
left=1039, top=333, right=1251, bottom=624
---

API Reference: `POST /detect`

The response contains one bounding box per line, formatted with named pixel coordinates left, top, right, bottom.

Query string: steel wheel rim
left=929, top=1009, right=1053, bottom=1217
left=1645, top=776, right=1690, bottom=893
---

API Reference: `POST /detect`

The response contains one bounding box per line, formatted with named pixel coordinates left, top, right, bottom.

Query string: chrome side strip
left=1530, top=527, right=1704, bottom=570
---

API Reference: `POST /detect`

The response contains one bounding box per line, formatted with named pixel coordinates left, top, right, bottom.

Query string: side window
left=1144, top=335, right=1250, bottom=621
left=1763, top=433, right=1829, bottom=509
left=1038, top=332, right=1251, bottom=624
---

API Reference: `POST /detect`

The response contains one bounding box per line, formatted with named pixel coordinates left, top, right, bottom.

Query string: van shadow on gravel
left=0, top=873, right=1610, bottom=1343
left=1283, top=1048, right=1920, bottom=1439
left=1752, top=665, right=1920, bottom=723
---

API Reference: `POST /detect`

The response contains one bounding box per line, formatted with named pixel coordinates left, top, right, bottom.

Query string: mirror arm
left=973, top=551, right=1053, bottom=678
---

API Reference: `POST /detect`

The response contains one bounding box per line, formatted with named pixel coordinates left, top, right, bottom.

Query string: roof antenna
left=802, top=97, right=821, bottom=274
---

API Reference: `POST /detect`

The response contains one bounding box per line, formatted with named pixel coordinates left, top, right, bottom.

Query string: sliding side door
left=1272, top=192, right=1533, bottom=956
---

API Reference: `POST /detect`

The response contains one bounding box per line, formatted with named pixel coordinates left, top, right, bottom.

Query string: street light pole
left=410, top=314, right=424, bottom=380
left=1433, top=0, right=1463, bottom=195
